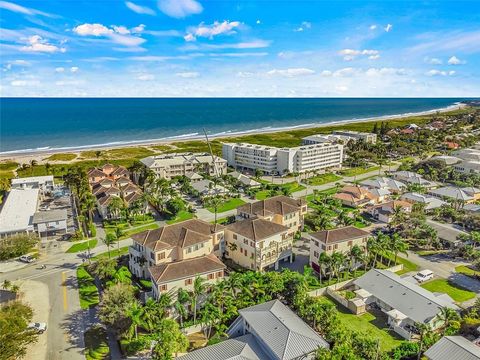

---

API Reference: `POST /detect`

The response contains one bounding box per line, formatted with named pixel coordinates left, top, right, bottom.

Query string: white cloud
left=447, top=55, right=466, bottom=65
left=320, top=70, right=332, bottom=77
left=335, top=85, right=349, bottom=93
left=132, top=24, right=146, bottom=33
left=294, top=21, right=312, bottom=32
left=256, top=20, right=261, bottom=25
left=11, top=79, right=40, bottom=86
left=113, top=26, right=130, bottom=35
left=175, top=72, right=199, bottom=78
left=384, top=24, right=393, bottom=32
left=137, top=73, right=155, bottom=81
left=158, top=0, right=202, bottom=18
left=185, top=20, right=241, bottom=41
left=333, top=67, right=358, bottom=77
left=209, top=52, right=267, bottom=57
left=237, top=71, right=254, bottom=78
left=0, top=1, right=54, bottom=17
left=74, top=23, right=113, bottom=36
left=365, top=67, right=406, bottom=76
left=109, top=33, right=145, bottom=47
left=338, top=49, right=379, bottom=61
left=369, top=25, right=377, bottom=30
left=201, top=40, right=270, bottom=50
left=267, top=68, right=315, bottom=77
left=368, top=54, right=380, bottom=60
left=424, top=57, right=442, bottom=65
left=21, top=35, right=66, bottom=53
left=55, top=67, right=65, bottom=72
left=70, top=66, right=79, bottom=73
left=409, top=30, right=480, bottom=54
left=425, top=69, right=456, bottom=76
left=125, top=1, right=156, bottom=15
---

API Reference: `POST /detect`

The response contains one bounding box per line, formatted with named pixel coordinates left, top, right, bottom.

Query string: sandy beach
left=0, top=102, right=467, bottom=165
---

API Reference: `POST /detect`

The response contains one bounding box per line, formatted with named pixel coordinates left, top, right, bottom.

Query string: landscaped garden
left=166, top=209, right=195, bottom=224
left=421, top=279, right=476, bottom=302
left=305, top=173, right=342, bottom=186
left=66, top=239, right=97, bottom=253
left=206, top=197, right=245, bottom=213
left=339, top=166, right=381, bottom=177
left=84, top=325, right=110, bottom=360
left=77, top=266, right=99, bottom=309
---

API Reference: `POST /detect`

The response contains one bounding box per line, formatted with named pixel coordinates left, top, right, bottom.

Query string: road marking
left=62, top=271, right=68, bottom=312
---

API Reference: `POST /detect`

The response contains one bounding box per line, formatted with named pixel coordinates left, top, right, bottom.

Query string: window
left=194, top=244, right=199, bottom=251
left=314, top=240, right=319, bottom=247
left=150, top=252, right=154, bottom=260
left=334, top=244, right=338, bottom=250
left=186, top=247, right=192, bottom=253
left=207, top=273, right=214, bottom=280
left=158, top=252, right=165, bottom=260
left=314, top=251, right=319, bottom=258
left=244, top=250, right=248, bottom=257
left=160, top=284, right=167, bottom=291
left=216, top=271, right=223, bottom=278
left=244, top=239, right=248, bottom=245
left=185, top=278, right=192, bottom=286
left=328, top=245, right=332, bottom=250
left=233, top=234, right=237, bottom=240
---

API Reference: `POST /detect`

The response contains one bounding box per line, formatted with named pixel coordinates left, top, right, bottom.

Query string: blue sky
left=0, top=0, right=479, bottom=97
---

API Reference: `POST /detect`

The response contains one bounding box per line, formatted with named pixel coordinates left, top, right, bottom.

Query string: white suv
left=19, top=255, right=35, bottom=263
left=28, top=322, right=47, bottom=333
left=414, top=270, right=434, bottom=283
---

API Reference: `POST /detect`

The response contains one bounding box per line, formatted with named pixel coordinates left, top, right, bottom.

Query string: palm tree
left=437, top=307, right=459, bottom=331
left=331, top=252, right=347, bottom=282
left=349, top=245, right=363, bottom=277
left=415, top=322, right=431, bottom=360
left=29, top=159, right=37, bottom=175
left=191, top=276, right=206, bottom=325
left=317, top=252, right=330, bottom=283
left=107, top=196, right=125, bottom=221
left=2, top=280, right=12, bottom=290
left=206, top=195, right=223, bottom=225
left=127, top=301, right=144, bottom=340
left=102, top=233, right=116, bottom=259
left=82, top=193, right=97, bottom=223
left=174, top=288, right=190, bottom=328
left=390, top=233, right=409, bottom=266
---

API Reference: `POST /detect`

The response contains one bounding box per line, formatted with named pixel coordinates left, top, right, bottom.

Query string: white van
left=414, top=269, right=434, bottom=283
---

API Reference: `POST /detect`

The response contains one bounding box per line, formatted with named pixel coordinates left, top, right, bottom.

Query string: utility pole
left=203, top=128, right=220, bottom=178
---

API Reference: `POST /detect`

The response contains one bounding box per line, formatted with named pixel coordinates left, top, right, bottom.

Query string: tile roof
left=236, top=300, right=329, bottom=359
left=149, top=254, right=225, bottom=284
left=87, top=168, right=105, bottom=177
left=237, top=196, right=305, bottom=217
left=424, top=336, right=480, bottom=360
left=131, top=219, right=224, bottom=251
left=226, top=218, right=289, bottom=241
left=310, top=226, right=370, bottom=244
left=354, top=269, right=459, bottom=324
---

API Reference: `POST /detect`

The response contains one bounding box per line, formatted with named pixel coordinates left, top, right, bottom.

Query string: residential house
left=401, top=192, right=447, bottom=210
left=149, top=254, right=225, bottom=299
left=429, top=186, right=480, bottom=205
left=452, top=148, right=480, bottom=174
left=360, top=176, right=406, bottom=194
left=308, top=226, right=370, bottom=274
left=11, top=175, right=54, bottom=191
left=353, top=269, right=459, bottom=339
left=140, top=153, right=227, bottom=180
left=391, top=171, right=437, bottom=188
left=430, top=155, right=461, bottom=166
left=32, top=209, right=68, bottom=238
left=191, top=179, right=228, bottom=198
left=229, top=171, right=261, bottom=188
left=333, top=185, right=378, bottom=208
left=367, top=200, right=413, bottom=223
left=0, top=188, right=39, bottom=237
left=185, top=172, right=203, bottom=183
left=236, top=195, right=307, bottom=235
left=128, top=219, right=225, bottom=280
left=179, top=300, right=329, bottom=359
left=332, top=130, right=377, bottom=144
left=425, top=336, right=480, bottom=360
left=225, top=217, right=292, bottom=271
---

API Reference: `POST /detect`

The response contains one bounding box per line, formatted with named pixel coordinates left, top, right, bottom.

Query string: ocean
left=0, top=98, right=468, bottom=154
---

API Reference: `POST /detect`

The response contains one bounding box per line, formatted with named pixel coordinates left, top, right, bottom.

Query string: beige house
left=149, top=254, right=226, bottom=299
left=236, top=195, right=307, bottom=235
left=333, top=185, right=378, bottom=208
left=308, top=226, right=370, bottom=274
left=367, top=200, right=413, bottom=223
left=225, top=217, right=293, bottom=271
left=129, top=219, right=225, bottom=280
left=140, top=153, right=227, bottom=180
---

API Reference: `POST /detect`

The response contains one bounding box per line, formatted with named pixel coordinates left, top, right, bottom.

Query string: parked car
left=28, top=322, right=47, bottom=333
left=19, top=255, right=35, bottom=263
left=414, top=269, right=434, bottom=283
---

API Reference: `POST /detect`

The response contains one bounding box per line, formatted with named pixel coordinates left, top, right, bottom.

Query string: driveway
left=277, top=237, right=310, bottom=273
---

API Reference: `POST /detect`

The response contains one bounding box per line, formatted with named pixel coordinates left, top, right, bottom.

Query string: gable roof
left=310, top=226, right=370, bottom=244
left=131, top=219, right=224, bottom=251
left=87, top=168, right=106, bottom=178
left=237, top=196, right=305, bottom=217
left=354, top=269, right=459, bottom=324
left=226, top=218, right=288, bottom=241
left=425, top=336, right=480, bottom=360
left=149, top=254, right=225, bottom=284
left=237, top=300, right=329, bottom=359
left=177, top=333, right=269, bottom=360
left=429, top=186, right=475, bottom=201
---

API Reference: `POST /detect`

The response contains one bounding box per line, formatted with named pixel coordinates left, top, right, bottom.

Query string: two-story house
left=236, top=195, right=307, bottom=235
left=333, top=185, right=379, bottom=208
left=225, top=217, right=292, bottom=271
left=308, top=226, right=371, bottom=274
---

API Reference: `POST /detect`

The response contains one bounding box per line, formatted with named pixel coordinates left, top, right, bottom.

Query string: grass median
left=77, top=266, right=99, bottom=309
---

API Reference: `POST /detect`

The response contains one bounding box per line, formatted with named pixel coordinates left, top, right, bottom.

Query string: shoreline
left=0, top=102, right=466, bottom=164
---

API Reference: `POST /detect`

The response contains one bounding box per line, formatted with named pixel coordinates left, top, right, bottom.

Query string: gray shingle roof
left=237, top=300, right=329, bottom=359
left=177, top=334, right=269, bottom=360
left=32, top=209, right=67, bottom=223
left=425, top=336, right=480, bottom=360
left=354, top=269, right=459, bottom=324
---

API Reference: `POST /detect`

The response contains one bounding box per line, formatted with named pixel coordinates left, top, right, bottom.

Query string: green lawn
left=421, top=279, right=476, bottom=302
left=382, top=253, right=419, bottom=275
left=455, top=265, right=477, bottom=276
left=105, top=222, right=159, bottom=239
left=166, top=210, right=195, bottom=224
left=207, top=198, right=246, bottom=213
left=92, top=246, right=129, bottom=260
left=85, top=325, right=110, bottom=360
left=339, top=166, right=381, bottom=177
left=306, top=173, right=342, bottom=186
left=66, top=239, right=97, bottom=253
left=44, top=153, right=77, bottom=161
left=255, top=182, right=306, bottom=200
left=318, top=296, right=404, bottom=352
left=77, top=266, right=99, bottom=309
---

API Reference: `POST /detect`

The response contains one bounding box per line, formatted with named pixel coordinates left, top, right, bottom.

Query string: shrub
left=0, top=233, right=39, bottom=261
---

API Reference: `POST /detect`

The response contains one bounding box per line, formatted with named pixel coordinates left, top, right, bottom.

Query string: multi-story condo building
left=128, top=219, right=225, bottom=298
left=302, top=131, right=376, bottom=145
left=236, top=195, right=307, bottom=235
left=225, top=217, right=293, bottom=271
left=332, top=130, right=377, bottom=143
left=222, top=142, right=343, bottom=175
left=141, top=153, right=227, bottom=180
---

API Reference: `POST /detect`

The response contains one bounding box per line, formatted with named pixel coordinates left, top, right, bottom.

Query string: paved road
left=426, top=219, right=468, bottom=244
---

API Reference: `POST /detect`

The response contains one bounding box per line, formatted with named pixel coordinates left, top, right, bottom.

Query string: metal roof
left=354, top=269, right=459, bottom=324
left=425, top=336, right=480, bottom=360
left=0, top=188, right=39, bottom=234
left=237, top=300, right=329, bottom=359
left=32, top=209, right=68, bottom=223
left=177, top=334, right=269, bottom=360
left=11, top=175, right=54, bottom=186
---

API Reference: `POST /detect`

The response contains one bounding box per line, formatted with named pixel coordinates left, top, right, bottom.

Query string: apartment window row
left=186, top=242, right=205, bottom=253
